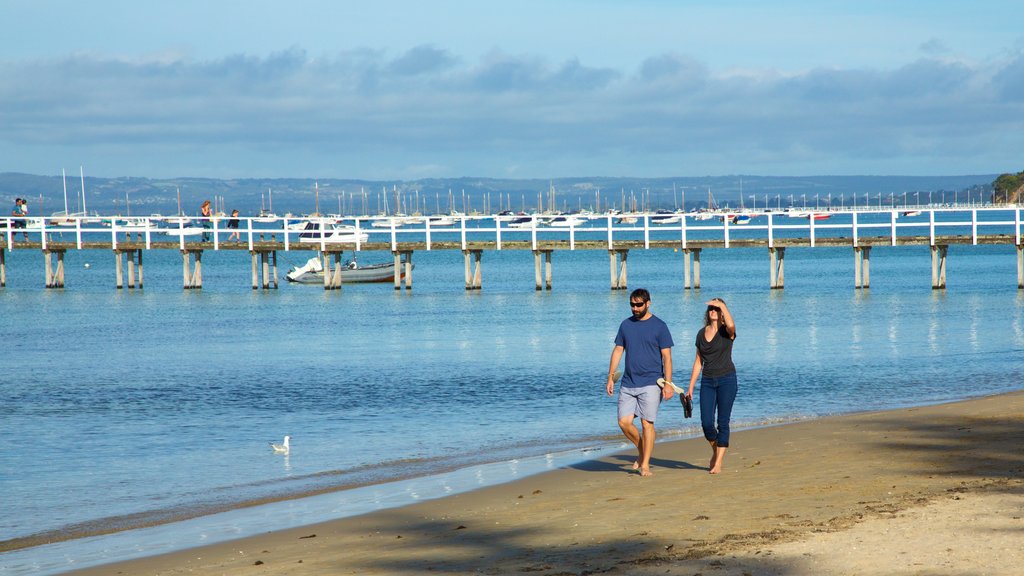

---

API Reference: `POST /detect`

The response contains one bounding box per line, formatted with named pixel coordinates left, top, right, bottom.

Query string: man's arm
left=606, top=345, right=624, bottom=396
left=660, top=347, right=673, bottom=400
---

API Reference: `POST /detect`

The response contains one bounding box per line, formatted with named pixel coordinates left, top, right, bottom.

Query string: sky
left=1, top=0, right=1023, bottom=179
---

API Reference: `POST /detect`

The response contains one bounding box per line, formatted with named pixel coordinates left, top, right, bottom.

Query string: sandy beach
left=67, top=391, right=1024, bottom=576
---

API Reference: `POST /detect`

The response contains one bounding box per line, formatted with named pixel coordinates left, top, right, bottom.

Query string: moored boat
left=286, top=255, right=412, bottom=283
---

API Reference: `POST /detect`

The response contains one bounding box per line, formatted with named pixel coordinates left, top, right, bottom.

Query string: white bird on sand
left=270, top=435, right=290, bottom=455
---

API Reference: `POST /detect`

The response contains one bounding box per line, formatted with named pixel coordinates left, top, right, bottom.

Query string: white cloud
left=1, top=44, right=1022, bottom=178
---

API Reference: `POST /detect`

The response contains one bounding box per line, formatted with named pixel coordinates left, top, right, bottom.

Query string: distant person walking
left=227, top=209, right=240, bottom=241
left=685, top=298, right=737, bottom=474
left=606, top=288, right=674, bottom=477
left=199, top=200, right=213, bottom=241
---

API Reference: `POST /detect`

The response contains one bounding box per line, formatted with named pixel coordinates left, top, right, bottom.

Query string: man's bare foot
left=709, top=442, right=718, bottom=469
left=639, top=466, right=653, bottom=477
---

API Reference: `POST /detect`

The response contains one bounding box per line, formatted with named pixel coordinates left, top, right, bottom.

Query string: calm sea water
left=2, top=229, right=1023, bottom=573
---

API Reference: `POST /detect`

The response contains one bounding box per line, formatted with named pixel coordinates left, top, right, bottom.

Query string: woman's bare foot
left=639, top=466, right=653, bottom=477
left=632, top=460, right=640, bottom=471
left=709, top=447, right=726, bottom=474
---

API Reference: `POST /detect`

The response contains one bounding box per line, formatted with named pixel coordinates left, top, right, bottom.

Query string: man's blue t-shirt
left=614, top=314, right=674, bottom=388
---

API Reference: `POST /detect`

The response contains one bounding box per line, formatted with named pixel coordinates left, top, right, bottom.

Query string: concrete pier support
left=854, top=246, right=871, bottom=289
left=250, top=250, right=278, bottom=289
left=931, top=245, right=947, bottom=289
left=44, top=249, right=66, bottom=288
left=682, top=248, right=702, bottom=290
left=115, top=249, right=144, bottom=289
left=463, top=249, right=482, bottom=290
left=769, top=247, right=785, bottom=290
left=394, top=250, right=414, bottom=290
left=322, top=251, right=343, bottom=290
left=533, top=249, right=552, bottom=291
left=0, top=248, right=5, bottom=287
left=1017, top=243, right=1023, bottom=289
left=182, top=250, right=203, bottom=289
left=609, top=249, right=628, bottom=290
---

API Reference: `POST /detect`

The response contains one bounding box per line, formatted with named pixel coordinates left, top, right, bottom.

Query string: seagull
left=270, top=435, right=290, bottom=455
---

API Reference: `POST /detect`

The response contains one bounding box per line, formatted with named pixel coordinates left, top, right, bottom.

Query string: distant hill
left=0, top=173, right=997, bottom=217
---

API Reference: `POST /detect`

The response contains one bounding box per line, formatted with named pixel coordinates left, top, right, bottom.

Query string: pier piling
left=534, top=249, right=552, bottom=291
left=393, top=250, right=413, bottom=290
left=322, top=251, right=343, bottom=290
left=182, top=250, right=203, bottom=289
left=931, top=245, right=948, bottom=289
left=1017, top=243, right=1023, bottom=289
left=609, top=249, right=628, bottom=290
left=1, top=249, right=6, bottom=287
left=854, top=246, right=871, bottom=289
left=250, top=250, right=277, bottom=289
left=682, top=248, right=702, bottom=290
left=464, top=249, right=482, bottom=290
left=44, top=249, right=66, bottom=288
left=769, top=247, right=785, bottom=290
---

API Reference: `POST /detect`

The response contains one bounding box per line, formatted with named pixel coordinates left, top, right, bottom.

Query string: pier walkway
left=2, top=206, right=1022, bottom=291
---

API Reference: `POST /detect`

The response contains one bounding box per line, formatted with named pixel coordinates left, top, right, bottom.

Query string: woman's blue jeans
left=699, top=371, right=737, bottom=447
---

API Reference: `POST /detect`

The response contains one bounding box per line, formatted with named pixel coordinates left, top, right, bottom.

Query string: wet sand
left=67, top=391, right=1024, bottom=575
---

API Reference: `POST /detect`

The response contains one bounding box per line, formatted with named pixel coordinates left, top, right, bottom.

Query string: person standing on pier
left=606, top=288, right=675, bottom=477
left=686, top=298, right=737, bottom=474
left=199, top=200, right=213, bottom=241
left=10, top=198, right=28, bottom=240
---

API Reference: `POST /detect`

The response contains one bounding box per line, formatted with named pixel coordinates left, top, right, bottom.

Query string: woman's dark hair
left=704, top=298, right=727, bottom=327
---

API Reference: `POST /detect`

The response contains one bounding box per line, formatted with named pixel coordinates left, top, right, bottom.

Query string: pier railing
left=3, top=206, right=1022, bottom=252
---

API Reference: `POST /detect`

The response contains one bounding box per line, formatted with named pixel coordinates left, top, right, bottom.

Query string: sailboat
left=51, top=168, right=83, bottom=225
left=254, top=189, right=278, bottom=223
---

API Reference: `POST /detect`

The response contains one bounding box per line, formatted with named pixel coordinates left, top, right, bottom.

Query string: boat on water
left=901, top=210, right=923, bottom=217
left=651, top=209, right=686, bottom=224
left=507, top=215, right=538, bottom=228
left=286, top=255, right=412, bottom=284
left=297, top=221, right=368, bottom=244
left=722, top=213, right=752, bottom=225
left=544, top=214, right=587, bottom=227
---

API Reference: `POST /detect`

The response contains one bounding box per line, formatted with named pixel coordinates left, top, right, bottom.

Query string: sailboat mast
left=80, top=166, right=87, bottom=214
left=62, top=168, right=69, bottom=215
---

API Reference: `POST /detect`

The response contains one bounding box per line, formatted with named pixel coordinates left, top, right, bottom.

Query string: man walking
left=606, top=288, right=674, bottom=476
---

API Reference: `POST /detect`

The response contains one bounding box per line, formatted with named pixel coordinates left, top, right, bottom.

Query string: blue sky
left=2, top=0, right=1022, bottom=179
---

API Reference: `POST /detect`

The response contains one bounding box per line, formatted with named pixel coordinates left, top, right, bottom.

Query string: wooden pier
left=2, top=207, right=1022, bottom=291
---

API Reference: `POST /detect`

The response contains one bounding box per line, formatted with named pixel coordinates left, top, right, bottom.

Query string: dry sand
left=68, top=391, right=1024, bottom=575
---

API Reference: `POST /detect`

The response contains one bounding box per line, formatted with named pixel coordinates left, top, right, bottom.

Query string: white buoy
left=84, top=263, right=91, bottom=268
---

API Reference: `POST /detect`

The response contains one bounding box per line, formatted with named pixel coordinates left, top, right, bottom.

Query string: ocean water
left=2, top=224, right=1023, bottom=574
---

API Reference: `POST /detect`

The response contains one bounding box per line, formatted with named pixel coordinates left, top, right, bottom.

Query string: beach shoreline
left=56, top=390, right=1024, bottom=576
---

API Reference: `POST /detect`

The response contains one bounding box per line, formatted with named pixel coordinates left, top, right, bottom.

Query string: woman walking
left=685, top=298, right=737, bottom=474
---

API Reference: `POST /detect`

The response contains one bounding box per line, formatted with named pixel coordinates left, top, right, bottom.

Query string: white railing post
left=971, top=209, right=978, bottom=245
left=606, top=215, right=614, bottom=250
left=75, top=218, right=83, bottom=249
left=929, top=210, right=936, bottom=246
left=681, top=214, right=688, bottom=249
left=852, top=211, right=859, bottom=246
left=890, top=210, right=897, bottom=246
